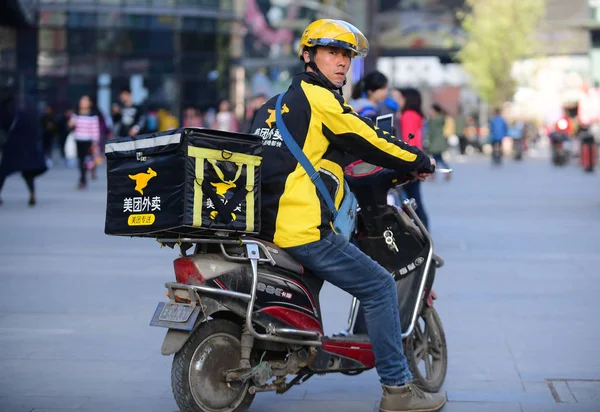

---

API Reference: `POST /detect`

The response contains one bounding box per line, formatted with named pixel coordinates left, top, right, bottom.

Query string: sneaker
left=379, top=382, right=446, bottom=412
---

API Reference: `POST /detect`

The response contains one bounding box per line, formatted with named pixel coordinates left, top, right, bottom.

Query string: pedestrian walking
left=427, top=104, right=452, bottom=180
left=0, top=89, right=47, bottom=206
left=68, top=95, right=100, bottom=189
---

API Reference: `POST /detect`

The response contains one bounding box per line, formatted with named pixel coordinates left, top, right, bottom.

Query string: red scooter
left=549, top=117, right=573, bottom=166
left=150, top=162, right=448, bottom=412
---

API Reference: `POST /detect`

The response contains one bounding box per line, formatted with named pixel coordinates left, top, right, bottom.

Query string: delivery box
left=104, top=128, right=262, bottom=238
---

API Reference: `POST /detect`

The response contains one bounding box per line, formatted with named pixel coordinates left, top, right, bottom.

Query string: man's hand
left=411, top=157, right=436, bottom=181
left=128, top=126, right=139, bottom=137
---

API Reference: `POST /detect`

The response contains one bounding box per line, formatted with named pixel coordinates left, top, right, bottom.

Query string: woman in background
left=69, top=95, right=100, bottom=190
left=396, top=87, right=430, bottom=230
left=349, top=70, right=389, bottom=121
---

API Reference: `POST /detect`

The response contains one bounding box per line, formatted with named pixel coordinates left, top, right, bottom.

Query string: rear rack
left=157, top=237, right=322, bottom=347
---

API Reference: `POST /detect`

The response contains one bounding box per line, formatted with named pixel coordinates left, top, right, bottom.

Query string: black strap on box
left=201, top=181, right=248, bottom=225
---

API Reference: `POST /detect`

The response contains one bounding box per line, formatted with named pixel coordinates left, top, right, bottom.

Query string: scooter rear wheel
left=405, top=306, right=447, bottom=393
left=171, top=319, right=255, bottom=412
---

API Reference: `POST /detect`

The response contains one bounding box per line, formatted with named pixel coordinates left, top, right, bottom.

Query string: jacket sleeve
left=320, top=93, right=431, bottom=172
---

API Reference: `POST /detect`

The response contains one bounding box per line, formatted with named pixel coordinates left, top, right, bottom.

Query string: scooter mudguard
left=162, top=329, right=192, bottom=355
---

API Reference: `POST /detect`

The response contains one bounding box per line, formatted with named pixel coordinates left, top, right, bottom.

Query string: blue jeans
left=284, top=232, right=413, bottom=386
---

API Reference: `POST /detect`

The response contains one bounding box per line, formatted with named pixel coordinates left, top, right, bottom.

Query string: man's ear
left=302, top=50, right=311, bottom=64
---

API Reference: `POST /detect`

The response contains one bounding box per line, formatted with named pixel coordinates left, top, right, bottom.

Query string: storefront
left=1, top=0, right=238, bottom=119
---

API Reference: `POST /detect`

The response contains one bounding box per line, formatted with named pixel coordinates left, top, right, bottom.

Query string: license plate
left=150, top=301, right=202, bottom=331
left=158, top=301, right=194, bottom=323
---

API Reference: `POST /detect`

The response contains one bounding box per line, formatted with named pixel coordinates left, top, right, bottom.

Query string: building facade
left=1, top=0, right=369, bottom=123
left=1, top=0, right=239, bottom=120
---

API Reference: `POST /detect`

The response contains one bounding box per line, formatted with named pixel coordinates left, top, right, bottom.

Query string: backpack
left=356, top=104, right=378, bottom=121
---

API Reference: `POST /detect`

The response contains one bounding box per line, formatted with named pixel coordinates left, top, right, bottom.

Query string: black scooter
left=150, top=163, right=449, bottom=412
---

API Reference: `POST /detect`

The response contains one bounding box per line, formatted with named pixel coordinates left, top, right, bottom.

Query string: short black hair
left=351, top=71, right=388, bottom=100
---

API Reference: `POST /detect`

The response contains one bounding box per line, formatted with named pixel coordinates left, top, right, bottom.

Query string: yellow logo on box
left=128, top=214, right=156, bottom=226
left=129, top=167, right=157, bottom=195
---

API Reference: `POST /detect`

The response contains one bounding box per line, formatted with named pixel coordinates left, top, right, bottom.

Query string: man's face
left=120, top=91, right=131, bottom=106
left=304, top=46, right=352, bottom=88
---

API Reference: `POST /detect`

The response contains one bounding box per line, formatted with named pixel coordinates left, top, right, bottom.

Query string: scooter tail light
left=173, top=257, right=205, bottom=285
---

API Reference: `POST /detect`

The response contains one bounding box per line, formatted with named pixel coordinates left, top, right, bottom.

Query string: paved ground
left=1, top=148, right=599, bottom=412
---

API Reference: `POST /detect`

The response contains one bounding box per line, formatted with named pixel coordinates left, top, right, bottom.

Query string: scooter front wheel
left=171, top=319, right=255, bottom=412
left=405, top=306, right=447, bottom=393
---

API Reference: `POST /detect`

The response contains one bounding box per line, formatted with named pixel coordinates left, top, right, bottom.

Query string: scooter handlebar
left=394, top=167, right=452, bottom=189
left=435, top=168, right=453, bottom=174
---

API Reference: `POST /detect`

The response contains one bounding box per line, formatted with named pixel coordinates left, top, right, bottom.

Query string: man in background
left=113, top=87, right=146, bottom=137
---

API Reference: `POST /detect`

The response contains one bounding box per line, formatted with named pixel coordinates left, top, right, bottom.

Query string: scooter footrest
left=323, top=333, right=370, bottom=343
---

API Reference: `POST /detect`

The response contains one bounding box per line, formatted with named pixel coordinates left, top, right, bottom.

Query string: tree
left=457, top=0, right=545, bottom=108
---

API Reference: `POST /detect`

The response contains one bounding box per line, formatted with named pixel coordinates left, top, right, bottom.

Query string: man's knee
left=360, top=269, right=396, bottom=303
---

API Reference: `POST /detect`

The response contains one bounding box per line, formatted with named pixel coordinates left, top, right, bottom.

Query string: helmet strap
left=307, top=48, right=346, bottom=95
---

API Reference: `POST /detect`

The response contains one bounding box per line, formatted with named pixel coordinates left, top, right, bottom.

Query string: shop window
left=181, top=32, right=218, bottom=53
left=150, top=15, right=177, bottom=30
left=124, top=14, right=151, bottom=29
left=39, top=11, right=67, bottom=27
left=146, top=30, right=175, bottom=55
left=69, top=55, right=98, bottom=77
left=147, top=57, right=175, bottom=76
left=0, top=27, right=16, bottom=51
left=98, top=12, right=124, bottom=27
left=38, top=76, right=70, bottom=110
left=113, top=30, right=173, bottom=56
left=97, top=29, right=132, bottom=54
left=97, top=57, right=121, bottom=75
left=38, top=51, right=69, bottom=76
left=68, top=30, right=97, bottom=55
left=68, top=12, right=97, bottom=28
left=0, top=27, right=16, bottom=70
left=39, top=29, right=67, bottom=51
left=182, top=17, right=217, bottom=32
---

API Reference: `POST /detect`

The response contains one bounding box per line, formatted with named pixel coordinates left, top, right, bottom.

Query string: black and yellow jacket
left=251, top=72, right=431, bottom=248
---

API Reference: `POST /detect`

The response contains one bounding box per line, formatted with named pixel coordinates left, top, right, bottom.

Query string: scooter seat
left=248, top=238, right=304, bottom=276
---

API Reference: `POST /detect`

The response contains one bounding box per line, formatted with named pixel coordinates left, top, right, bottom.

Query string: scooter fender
left=160, top=295, right=247, bottom=356
left=426, top=289, right=437, bottom=308
left=162, top=329, right=192, bottom=356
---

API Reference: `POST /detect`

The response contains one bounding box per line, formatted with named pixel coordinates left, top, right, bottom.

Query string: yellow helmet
left=298, top=19, right=369, bottom=59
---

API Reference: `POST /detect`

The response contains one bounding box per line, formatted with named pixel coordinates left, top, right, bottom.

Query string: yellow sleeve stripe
left=305, top=82, right=418, bottom=163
